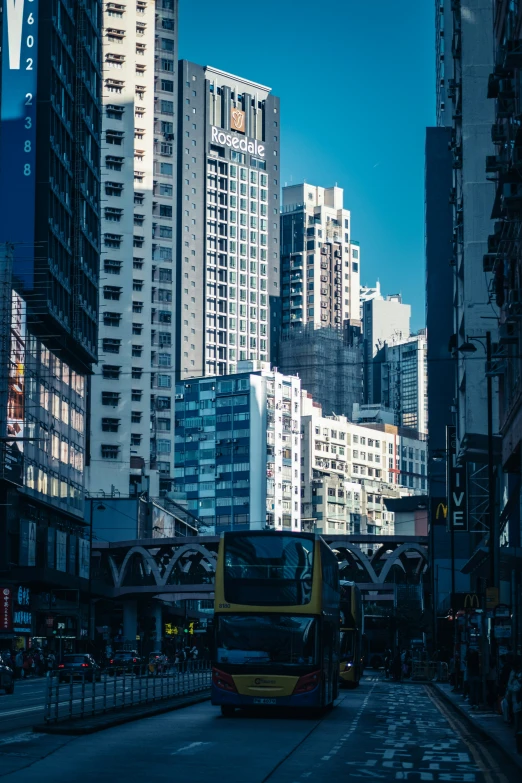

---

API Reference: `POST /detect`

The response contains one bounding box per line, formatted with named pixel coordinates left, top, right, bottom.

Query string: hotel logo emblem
left=230, top=107, right=245, bottom=133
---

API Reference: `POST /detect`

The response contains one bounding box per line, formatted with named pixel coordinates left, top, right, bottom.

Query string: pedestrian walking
left=22, top=652, right=32, bottom=678
left=466, top=647, right=481, bottom=708
left=15, top=650, right=23, bottom=679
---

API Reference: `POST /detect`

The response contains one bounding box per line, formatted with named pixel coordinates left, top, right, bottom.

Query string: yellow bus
left=339, top=581, right=363, bottom=688
left=212, top=531, right=340, bottom=716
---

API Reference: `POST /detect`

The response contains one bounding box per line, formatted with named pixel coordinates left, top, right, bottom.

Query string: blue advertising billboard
left=0, top=0, right=39, bottom=288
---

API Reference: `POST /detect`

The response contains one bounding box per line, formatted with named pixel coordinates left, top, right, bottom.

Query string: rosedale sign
left=211, top=126, right=265, bottom=158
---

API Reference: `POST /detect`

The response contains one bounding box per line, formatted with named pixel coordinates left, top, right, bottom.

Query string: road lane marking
left=171, top=741, right=212, bottom=755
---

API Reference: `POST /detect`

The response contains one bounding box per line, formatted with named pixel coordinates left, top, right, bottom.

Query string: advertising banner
left=19, top=518, right=36, bottom=566
left=68, top=535, right=76, bottom=575
left=78, top=538, right=90, bottom=580
left=3, top=292, right=25, bottom=485
left=47, top=526, right=55, bottom=569
left=447, top=425, right=468, bottom=532
left=1, top=588, right=12, bottom=632
left=56, top=530, right=67, bottom=572
left=0, top=0, right=39, bottom=288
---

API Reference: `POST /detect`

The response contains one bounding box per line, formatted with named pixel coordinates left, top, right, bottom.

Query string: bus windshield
left=224, top=534, right=314, bottom=605
left=216, top=614, right=317, bottom=666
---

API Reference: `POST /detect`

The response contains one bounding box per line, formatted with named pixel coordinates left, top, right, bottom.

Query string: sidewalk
left=433, top=683, right=522, bottom=772
left=33, top=690, right=210, bottom=735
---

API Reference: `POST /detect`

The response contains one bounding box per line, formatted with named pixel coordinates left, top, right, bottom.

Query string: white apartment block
left=281, top=184, right=361, bottom=331
left=300, top=392, right=427, bottom=536
left=88, top=0, right=178, bottom=497
left=359, top=281, right=381, bottom=322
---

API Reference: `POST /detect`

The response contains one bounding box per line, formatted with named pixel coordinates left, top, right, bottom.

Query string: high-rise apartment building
left=0, top=0, right=102, bottom=645
left=175, top=62, right=281, bottom=380
left=362, top=292, right=410, bottom=405
left=280, top=184, right=360, bottom=331
left=88, top=0, right=178, bottom=498
left=172, top=362, right=301, bottom=535
left=380, top=331, right=428, bottom=435
left=278, top=184, right=363, bottom=417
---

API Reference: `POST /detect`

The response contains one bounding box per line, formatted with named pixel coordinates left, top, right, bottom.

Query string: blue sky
left=179, top=0, right=435, bottom=331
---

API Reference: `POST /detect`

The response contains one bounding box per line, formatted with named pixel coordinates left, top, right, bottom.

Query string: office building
left=172, top=362, right=301, bottom=535
left=425, top=1, right=496, bottom=644
left=362, top=292, right=410, bottom=405
left=380, top=330, right=428, bottom=435
left=88, top=0, right=178, bottom=498
left=483, top=0, right=522, bottom=649
left=0, top=1, right=102, bottom=648
left=424, top=126, right=464, bottom=625
left=175, top=62, right=281, bottom=380
left=300, top=393, right=427, bottom=536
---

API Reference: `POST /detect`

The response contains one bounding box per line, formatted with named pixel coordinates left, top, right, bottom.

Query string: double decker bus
left=339, top=581, right=364, bottom=688
left=212, top=531, right=340, bottom=716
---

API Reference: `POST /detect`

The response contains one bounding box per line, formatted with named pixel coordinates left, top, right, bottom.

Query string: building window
left=132, top=368, right=143, bottom=379
left=102, top=391, right=120, bottom=406
left=103, top=312, right=121, bottom=327
left=132, top=345, right=143, bottom=357
left=102, top=418, right=119, bottom=432
left=102, top=365, right=120, bottom=380
left=103, top=286, right=122, bottom=301
left=131, top=390, right=142, bottom=402
left=102, top=338, right=121, bottom=354
left=130, top=434, right=142, bottom=446
left=104, top=259, right=122, bottom=275
left=101, top=444, right=120, bottom=459
left=131, top=412, right=142, bottom=424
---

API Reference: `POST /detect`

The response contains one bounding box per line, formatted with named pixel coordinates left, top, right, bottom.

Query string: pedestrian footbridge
left=91, top=534, right=428, bottom=601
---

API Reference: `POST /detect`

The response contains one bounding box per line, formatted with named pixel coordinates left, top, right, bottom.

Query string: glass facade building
left=173, top=363, right=301, bottom=534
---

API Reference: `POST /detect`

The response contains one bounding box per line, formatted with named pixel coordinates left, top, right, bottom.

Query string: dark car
left=108, top=650, right=143, bottom=675
left=0, top=663, right=14, bottom=695
left=57, top=654, right=101, bottom=683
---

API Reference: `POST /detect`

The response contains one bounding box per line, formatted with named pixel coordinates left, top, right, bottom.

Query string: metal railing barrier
left=44, top=660, right=211, bottom=724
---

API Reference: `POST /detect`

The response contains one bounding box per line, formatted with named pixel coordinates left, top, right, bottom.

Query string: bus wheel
left=221, top=705, right=235, bottom=717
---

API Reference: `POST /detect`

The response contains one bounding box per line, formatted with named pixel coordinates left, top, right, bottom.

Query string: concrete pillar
left=123, top=600, right=137, bottom=643
left=150, top=604, right=163, bottom=648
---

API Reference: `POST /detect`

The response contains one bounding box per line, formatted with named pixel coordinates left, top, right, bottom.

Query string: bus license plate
left=253, top=698, right=276, bottom=705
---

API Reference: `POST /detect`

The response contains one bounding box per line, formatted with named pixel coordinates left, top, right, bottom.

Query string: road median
left=33, top=689, right=210, bottom=735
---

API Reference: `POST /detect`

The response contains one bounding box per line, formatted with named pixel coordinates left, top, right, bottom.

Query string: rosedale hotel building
left=175, top=62, right=281, bottom=380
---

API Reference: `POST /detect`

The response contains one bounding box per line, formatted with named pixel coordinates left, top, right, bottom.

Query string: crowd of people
left=383, top=649, right=414, bottom=681
left=0, top=648, right=56, bottom=678
left=447, top=649, right=522, bottom=751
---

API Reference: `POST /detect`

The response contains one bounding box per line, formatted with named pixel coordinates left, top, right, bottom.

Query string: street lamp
left=457, top=332, right=497, bottom=594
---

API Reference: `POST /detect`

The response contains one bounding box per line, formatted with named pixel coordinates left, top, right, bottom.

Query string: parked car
left=0, top=663, right=14, bottom=694
left=108, top=650, right=143, bottom=675
left=57, top=654, right=102, bottom=683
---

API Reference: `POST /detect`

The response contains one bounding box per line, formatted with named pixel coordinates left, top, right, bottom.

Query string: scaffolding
left=279, top=324, right=363, bottom=418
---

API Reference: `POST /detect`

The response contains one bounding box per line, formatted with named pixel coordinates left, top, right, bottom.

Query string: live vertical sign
left=1, top=588, right=12, bottom=632
left=447, top=425, right=468, bottom=531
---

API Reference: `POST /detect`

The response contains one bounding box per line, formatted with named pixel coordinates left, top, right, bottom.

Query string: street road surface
left=0, top=674, right=518, bottom=782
